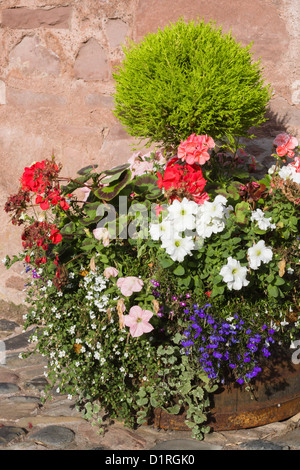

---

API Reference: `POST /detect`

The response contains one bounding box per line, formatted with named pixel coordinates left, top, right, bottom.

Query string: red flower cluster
left=21, top=221, right=62, bottom=266
left=21, top=159, right=69, bottom=211
left=35, top=188, right=70, bottom=211
left=21, top=160, right=60, bottom=193
left=4, top=189, right=30, bottom=225
left=157, top=157, right=209, bottom=204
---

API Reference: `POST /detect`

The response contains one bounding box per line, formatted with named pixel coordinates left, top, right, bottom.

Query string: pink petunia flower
left=116, top=276, right=144, bottom=296
left=123, top=305, right=154, bottom=337
left=93, top=227, right=110, bottom=246
left=103, top=267, right=119, bottom=279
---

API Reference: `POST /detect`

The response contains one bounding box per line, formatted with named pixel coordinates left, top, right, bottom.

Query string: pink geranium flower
left=178, top=134, right=215, bottom=165
left=123, top=305, right=154, bottom=337
left=273, top=133, right=298, bottom=158
left=116, top=276, right=144, bottom=296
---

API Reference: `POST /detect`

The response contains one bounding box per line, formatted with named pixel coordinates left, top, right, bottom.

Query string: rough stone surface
left=0, top=426, right=27, bottom=446
left=0, top=81, right=6, bottom=105
left=0, top=319, right=19, bottom=331
left=105, top=18, right=129, bottom=48
left=2, top=7, right=73, bottom=29
left=73, top=38, right=110, bottom=81
left=0, top=382, right=20, bottom=394
left=9, top=35, right=60, bottom=76
left=273, top=428, right=300, bottom=450
left=151, top=439, right=223, bottom=450
left=27, top=425, right=75, bottom=447
left=4, top=329, right=34, bottom=351
left=240, top=439, right=289, bottom=450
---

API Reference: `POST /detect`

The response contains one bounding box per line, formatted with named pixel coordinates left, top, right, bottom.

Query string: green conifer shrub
left=113, top=19, right=271, bottom=149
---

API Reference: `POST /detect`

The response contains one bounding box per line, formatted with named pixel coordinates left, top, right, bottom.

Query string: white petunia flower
left=196, top=195, right=231, bottom=239
left=251, top=209, right=276, bottom=231
left=167, top=197, right=198, bottom=231
left=247, top=240, right=273, bottom=270
left=149, top=219, right=175, bottom=241
left=161, top=234, right=194, bottom=262
left=220, top=257, right=250, bottom=291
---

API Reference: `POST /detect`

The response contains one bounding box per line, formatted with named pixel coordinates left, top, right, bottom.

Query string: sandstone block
left=9, top=36, right=60, bottom=76
left=73, top=38, right=110, bottom=81
left=0, top=81, right=6, bottom=105
left=7, top=88, right=67, bottom=109
left=2, top=7, right=72, bottom=29
left=105, top=18, right=129, bottom=48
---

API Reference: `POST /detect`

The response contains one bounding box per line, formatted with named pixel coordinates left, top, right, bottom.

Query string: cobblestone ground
left=1, top=315, right=300, bottom=451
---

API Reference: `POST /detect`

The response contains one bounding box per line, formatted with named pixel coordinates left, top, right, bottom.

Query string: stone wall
left=0, top=0, right=299, bottom=303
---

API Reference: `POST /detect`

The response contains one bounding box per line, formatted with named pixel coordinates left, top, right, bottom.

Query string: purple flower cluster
left=182, top=304, right=276, bottom=384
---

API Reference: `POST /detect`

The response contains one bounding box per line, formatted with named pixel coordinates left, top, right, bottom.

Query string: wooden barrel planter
left=151, top=347, right=300, bottom=431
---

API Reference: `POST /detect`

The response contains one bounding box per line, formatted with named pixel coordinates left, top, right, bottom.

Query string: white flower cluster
left=220, top=239, right=273, bottom=291
left=81, top=270, right=110, bottom=312
left=149, top=196, right=232, bottom=262
left=251, top=209, right=276, bottom=231
left=269, top=160, right=300, bottom=185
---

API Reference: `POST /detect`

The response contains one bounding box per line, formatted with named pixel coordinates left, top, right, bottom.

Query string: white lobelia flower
left=167, top=197, right=198, bottom=231
left=247, top=240, right=273, bottom=270
left=161, top=234, right=194, bottom=262
left=220, top=257, right=250, bottom=291
left=250, top=209, right=276, bottom=231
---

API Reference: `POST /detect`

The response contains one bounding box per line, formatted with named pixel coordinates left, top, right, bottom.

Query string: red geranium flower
left=49, top=227, right=62, bottom=244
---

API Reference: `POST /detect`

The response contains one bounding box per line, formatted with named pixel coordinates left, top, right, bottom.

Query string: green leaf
left=267, top=284, right=279, bottom=298
left=94, top=171, right=131, bottom=201
left=60, top=221, right=76, bottom=234
left=159, top=257, right=174, bottom=268
left=274, top=276, right=285, bottom=286
left=173, top=265, right=185, bottom=276
left=62, top=174, right=92, bottom=193
left=234, top=201, right=251, bottom=224
left=166, top=404, right=181, bottom=415
left=77, top=165, right=98, bottom=175
left=103, top=163, right=130, bottom=176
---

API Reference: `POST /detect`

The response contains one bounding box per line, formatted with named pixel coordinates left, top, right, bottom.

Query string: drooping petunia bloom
left=116, top=276, right=144, bottom=296
left=103, top=266, right=119, bottom=279
left=123, top=305, right=154, bottom=337
left=93, top=227, right=110, bottom=246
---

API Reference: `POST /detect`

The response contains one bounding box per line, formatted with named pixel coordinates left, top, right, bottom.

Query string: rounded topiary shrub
left=113, top=19, right=271, bottom=149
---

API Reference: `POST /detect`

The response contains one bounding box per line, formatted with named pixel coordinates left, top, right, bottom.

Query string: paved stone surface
left=151, top=439, right=223, bottom=450
left=0, top=316, right=300, bottom=451
left=28, top=425, right=76, bottom=447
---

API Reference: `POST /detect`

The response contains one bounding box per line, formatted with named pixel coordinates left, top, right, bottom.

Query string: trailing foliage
left=3, top=131, right=300, bottom=440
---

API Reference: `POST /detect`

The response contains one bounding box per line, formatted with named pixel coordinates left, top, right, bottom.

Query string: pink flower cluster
left=103, top=271, right=154, bottom=338
left=128, top=150, right=164, bottom=178
left=273, top=133, right=298, bottom=158
left=178, top=133, right=215, bottom=165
